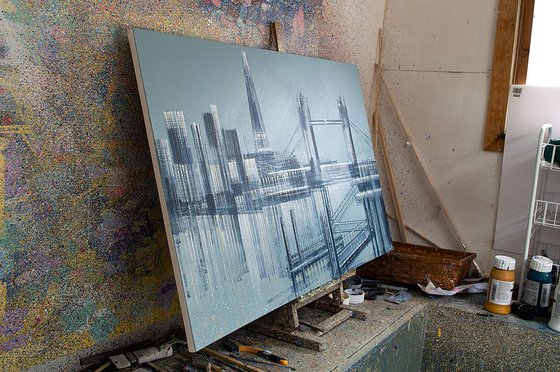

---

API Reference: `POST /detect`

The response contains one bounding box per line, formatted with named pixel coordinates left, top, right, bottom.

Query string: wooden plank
left=376, top=110, right=408, bottom=243
left=314, top=300, right=369, bottom=321
left=247, top=322, right=326, bottom=352
left=293, top=271, right=354, bottom=307
left=298, top=319, right=328, bottom=333
left=372, top=27, right=407, bottom=242
left=270, top=21, right=284, bottom=53
left=484, top=0, right=520, bottom=151
left=295, top=281, right=339, bottom=307
left=316, top=309, right=353, bottom=332
left=266, top=302, right=299, bottom=330
left=371, top=28, right=384, bottom=145
left=513, top=0, right=535, bottom=84
left=299, top=308, right=353, bottom=333
left=338, top=304, right=369, bottom=321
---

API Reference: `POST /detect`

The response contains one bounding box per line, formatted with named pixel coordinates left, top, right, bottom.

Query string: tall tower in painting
left=155, top=139, right=182, bottom=217
left=337, top=97, right=358, bottom=165
left=163, top=111, right=200, bottom=208
left=163, top=111, right=193, bottom=165
left=241, top=51, right=271, bottom=153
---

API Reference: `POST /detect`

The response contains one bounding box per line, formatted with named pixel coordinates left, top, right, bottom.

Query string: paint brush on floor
left=223, top=339, right=288, bottom=366
left=238, top=345, right=288, bottom=366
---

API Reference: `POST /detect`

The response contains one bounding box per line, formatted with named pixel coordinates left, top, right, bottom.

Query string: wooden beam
left=314, top=300, right=369, bottom=320
left=372, top=28, right=408, bottom=243
left=385, top=212, right=438, bottom=248
left=270, top=21, right=284, bottom=53
left=247, top=322, right=326, bottom=352
left=376, top=112, right=408, bottom=243
left=483, top=0, right=519, bottom=152
left=513, top=0, right=535, bottom=84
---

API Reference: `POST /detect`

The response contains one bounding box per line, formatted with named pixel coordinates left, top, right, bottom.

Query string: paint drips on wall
left=0, top=0, right=323, bottom=369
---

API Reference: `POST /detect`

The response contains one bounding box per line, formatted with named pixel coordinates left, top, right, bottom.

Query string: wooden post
left=371, top=28, right=408, bottom=243
left=513, top=0, right=535, bottom=84
left=483, top=0, right=520, bottom=151
left=375, top=113, right=408, bottom=243
left=270, top=21, right=284, bottom=53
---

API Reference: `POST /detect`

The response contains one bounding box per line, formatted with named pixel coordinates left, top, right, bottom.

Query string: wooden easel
left=247, top=271, right=368, bottom=351
left=244, top=22, right=368, bottom=352
left=269, top=21, right=284, bottom=53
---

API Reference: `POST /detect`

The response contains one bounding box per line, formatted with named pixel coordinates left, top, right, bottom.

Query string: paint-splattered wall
left=0, top=0, right=503, bottom=369
left=0, top=0, right=353, bottom=369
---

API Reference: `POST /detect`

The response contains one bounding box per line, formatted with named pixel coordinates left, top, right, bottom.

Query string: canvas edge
left=127, top=28, right=197, bottom=352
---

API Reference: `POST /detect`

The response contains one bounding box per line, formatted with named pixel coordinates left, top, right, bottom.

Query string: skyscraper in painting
left=154, top=50, right=390, bottom=298
left=242, top=51, right=271, bottom=154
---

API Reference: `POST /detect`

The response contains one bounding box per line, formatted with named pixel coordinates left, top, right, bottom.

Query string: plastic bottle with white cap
left=521, top=255, right=553, bottom=316
left=484, top=255, right=516, bottom=314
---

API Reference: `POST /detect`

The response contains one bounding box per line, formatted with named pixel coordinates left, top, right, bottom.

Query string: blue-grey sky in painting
left=131, top=28, right=373, bottom=164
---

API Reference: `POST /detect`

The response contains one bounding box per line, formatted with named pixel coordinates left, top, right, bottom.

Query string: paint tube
left=109, top=344, right=173, bottom=369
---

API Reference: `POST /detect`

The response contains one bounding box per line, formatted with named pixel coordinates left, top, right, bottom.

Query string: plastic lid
left=494, top=255, right=516, bottom=270
left=530, top=255, right=553, bottom=273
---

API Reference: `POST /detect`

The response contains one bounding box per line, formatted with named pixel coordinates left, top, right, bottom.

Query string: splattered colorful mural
left=0, top=0, right=323, bottom=369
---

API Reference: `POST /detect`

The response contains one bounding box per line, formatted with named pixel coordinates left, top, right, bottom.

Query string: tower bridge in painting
left=155, top=50, right=391, bottom=298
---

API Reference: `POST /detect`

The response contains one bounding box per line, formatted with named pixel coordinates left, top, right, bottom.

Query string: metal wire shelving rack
left=519, top=124, right=560, bottom=300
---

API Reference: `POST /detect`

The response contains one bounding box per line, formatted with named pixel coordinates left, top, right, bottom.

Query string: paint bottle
left=484, top=255, right=516, bottom=314
left=521, top=255, right=553, bottom=316
left=549, top=285, right=560, bottom=331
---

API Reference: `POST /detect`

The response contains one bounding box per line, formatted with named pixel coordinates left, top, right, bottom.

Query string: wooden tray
left=356, top=242, right=476, bottom=290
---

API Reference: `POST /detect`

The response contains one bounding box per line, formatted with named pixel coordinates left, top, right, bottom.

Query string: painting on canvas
left=128, top=28, right=392, bottom=351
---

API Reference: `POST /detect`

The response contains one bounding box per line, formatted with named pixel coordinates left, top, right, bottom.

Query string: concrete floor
left=423, top=294, right=560, bottom=371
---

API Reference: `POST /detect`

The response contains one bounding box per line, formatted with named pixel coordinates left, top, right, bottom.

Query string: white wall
left=377, top=0, right=502, bottom=274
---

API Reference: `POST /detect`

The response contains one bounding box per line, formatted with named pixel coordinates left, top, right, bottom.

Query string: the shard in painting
left=128, top=28, right=392, bottom=351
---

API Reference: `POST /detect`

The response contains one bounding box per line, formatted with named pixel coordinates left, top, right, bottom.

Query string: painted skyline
left=129, top=28, right=392, bottom=351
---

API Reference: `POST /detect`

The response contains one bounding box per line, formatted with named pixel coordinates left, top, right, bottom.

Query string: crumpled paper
left=418, top=280, right=488, bottom=296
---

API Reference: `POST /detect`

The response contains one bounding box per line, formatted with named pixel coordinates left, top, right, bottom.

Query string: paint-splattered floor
left=33, top=290, right=560, bottom=371
left=81, top=292, right=430, bottom=371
